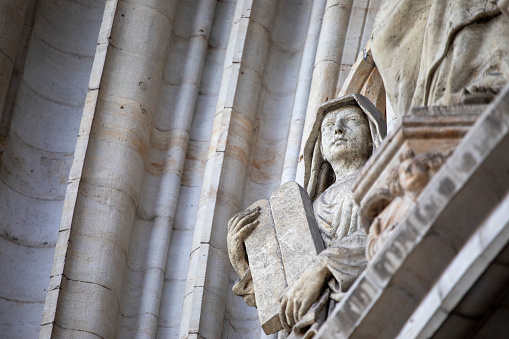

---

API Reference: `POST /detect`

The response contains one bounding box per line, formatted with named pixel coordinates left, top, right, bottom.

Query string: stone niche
left=352, top=104, right=485, bottom=212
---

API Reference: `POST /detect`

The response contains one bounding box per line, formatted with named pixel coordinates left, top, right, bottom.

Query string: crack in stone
left=0, top=295, right=45, bottom=304
left=123, top=0, right=175, bottom=24
left=0, top=230, right=55, bottom=248
left=52, top=321, right=105, bottom=339
left=32, top=29, right=94, bottom=59
left=61, top=273, right=119, bottom=306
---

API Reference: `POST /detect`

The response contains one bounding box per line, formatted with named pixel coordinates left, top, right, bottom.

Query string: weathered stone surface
left=371, top=0, right=509, bottom=118
left=363, top=150, right=449, bottom=261
left=229, top=94, right=386, bottom=336
left=244, top=199, right=286, bottom=334
left=353, top=104, right=484, bottom=209
left=337, top=42, right=386, bottom=116
left=316, top=84, right=509, bottom=339
left=244, top=182, right=324, bottom=334
left=0, top=1, right=387, bottom=337
left=270, top=182, right=324, bottom=283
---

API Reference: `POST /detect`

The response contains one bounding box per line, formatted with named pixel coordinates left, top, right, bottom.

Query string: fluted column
left=280, top=0, right=327, bottom=184
left=40, top=0, right=175, bottom=337
left=178, top=0, right=277, bottom=337
left=0, top=0, right=105, bottom=337
left=296, top=0, right=383, bottom=183
left=0, top=0, right=29, bottom=117
left=117, top=0, right=216, bottom=337
left=295, top=0, right=355, bottom=183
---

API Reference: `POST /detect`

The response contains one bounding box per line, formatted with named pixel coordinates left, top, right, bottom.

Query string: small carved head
left=388, top=149, right=450, bottom=198
left=319, top=105, right=373, bottom=165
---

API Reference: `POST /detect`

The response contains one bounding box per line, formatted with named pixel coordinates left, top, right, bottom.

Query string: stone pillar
left=40, top=0, right=176, bottom=337
left=280, top=0, right=327, bottom=184
left=296, top=0, right=380, bottom=184
left=117, top=0, right=217, bottom=336
left=0, top=0, right=29, bottom=117
left=178, top=0, right=278, bottom=337
left=0, top=0, right=105, bottom=337
left=303, top=0, right=354, bottom=131
left=0, top=0, right=39, bottom=149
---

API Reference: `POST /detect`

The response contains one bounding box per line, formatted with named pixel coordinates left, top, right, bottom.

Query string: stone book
left=244, top=182, right=325, bottom=334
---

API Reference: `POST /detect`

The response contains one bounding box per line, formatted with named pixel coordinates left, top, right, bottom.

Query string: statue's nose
left=334, top=122, right=344, bottom=135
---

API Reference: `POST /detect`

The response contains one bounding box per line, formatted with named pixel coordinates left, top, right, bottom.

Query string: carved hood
left=304, top=94, right=387, bottom=202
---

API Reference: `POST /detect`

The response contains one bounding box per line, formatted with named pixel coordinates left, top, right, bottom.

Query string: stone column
left=40, top=0, right=176, bottom=337
left=0, top=0, right=39, bottom=149
left=178, top=0, right=277, bottom=337
left=0, top=0, right=105, bottom=337
left=0, top=0, right=30, bottom=117
left=295, top=0, right=355, bottom=184
left=280, top=0, right=327, bottom=184
left=295, top=0, right=383, bottom=184
left=116, top=0, right=217, bottom=336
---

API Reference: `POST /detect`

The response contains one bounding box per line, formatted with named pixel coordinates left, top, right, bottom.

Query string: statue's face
left=398, top=158, right=429, bottom=193
left=320, top=105, right=372, bottom=164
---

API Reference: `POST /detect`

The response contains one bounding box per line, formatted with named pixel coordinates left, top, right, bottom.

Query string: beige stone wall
left=0, top=0, right=383, bottom=337
left=0, top=0, right=106, bottom=337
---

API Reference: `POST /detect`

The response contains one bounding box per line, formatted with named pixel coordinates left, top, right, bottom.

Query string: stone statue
left=371, top=0, right=509, bottom=118
left=227, top=94, right=386, bottom=337
left=361, top=150, right=450, bottom=261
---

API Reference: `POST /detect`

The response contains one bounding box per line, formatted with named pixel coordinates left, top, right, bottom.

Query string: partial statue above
left=227, top=94, right=386, bottom=338
left=361, top=149, right=451, bottom=261
left=372, top=0, right=509, bottom=117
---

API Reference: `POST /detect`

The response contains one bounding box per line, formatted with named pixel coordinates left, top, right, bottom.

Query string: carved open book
left=244, top=182, right=324, bottom=334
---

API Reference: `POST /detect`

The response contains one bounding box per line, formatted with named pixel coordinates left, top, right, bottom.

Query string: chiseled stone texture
left=270, top=182, right=324, bottom=283
left=398, top=193, right=509, bottom=338
left=316, top=85, right=509, bottom=338
left=244, top=182, right=324, bottom=334
left=0, top=0, right=384, bottom=338
left=0, top=0, right=106, bottom=338
left=353, top=104, right=485, bottom=210
left=245, top=199, right=286, bottom=333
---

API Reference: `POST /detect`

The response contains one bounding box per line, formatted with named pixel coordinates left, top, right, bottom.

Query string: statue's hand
left=227, top=207, right=260, bottom=277
left=279, top=257, right=330, bottom=332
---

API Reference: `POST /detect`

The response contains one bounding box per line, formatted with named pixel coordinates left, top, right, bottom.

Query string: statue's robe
left=313, top=174, right=367, bottom=303
left=372, top=0, right=509, bottom=117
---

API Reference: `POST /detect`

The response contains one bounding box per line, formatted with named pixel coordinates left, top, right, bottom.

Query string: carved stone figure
left=361, top=150, right=450, bottom=261
left=227, top=94, right=386, bottom=337
left=371, top=0, right=509, bottom=117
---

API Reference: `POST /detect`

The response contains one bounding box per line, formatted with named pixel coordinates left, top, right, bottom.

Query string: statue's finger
left=279, top=297, right=291, bottom=333
left=298, top=297, right=312, bottom=321
left=238, top=207, right=260, bottom=223
left=238, top=220, right=259, bottom=240
left=234, top=209, right=260, bottom=232
left=285, top=298, right=295, bottom=329
left=229, top=208, right=252, bottom=229
left=293, top=298, right=301, bottom=326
